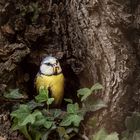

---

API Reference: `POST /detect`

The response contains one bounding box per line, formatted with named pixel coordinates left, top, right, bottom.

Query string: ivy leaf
left=77, top=88, right=92, bottom=101
left=20, top=126, right=32, bottom=140
left=132, top=130, right=140, bottom=140
left=84, top=100, right=107, bottom=112
left=34, top=117, right=46, bottom=126
left=11, top=118, right=32, bottom=140
left=60, top=115, right=72, bottom=127
left=77, top=83, right=103, bottom=101
left=21, top=110, right=42, bottom=126
left=42, top=128, right=56, bottom=140
left=21, top=114, right=35, bottom=126
left=29, top=127, right=42, bottom=140
left=91, top=83, right=103, bottom=91
left=27, top=100, right=44, bottom=110
left=92, top=128, right=108, bottom=140
left=43, top=121, right=53, bottom=129
left=11, top=118, right=20, bottom=131
left=11, top=104, right=31, bottom=120
left=72, top=115, right=83, bottom=127
left=50, top=109, right=62, bottom=118
left=32, top=110, right=42, bottom=118
left=47, top=98, right=54, bottom=105
left=60, top=114, right=83, bottom=127
left=4, top=89, right=25, bottom=99
left=64, top=98, right=73, bottom=104
left=33, top=112, right=53, bottom=128
left=92, top=129, right=119, bottom=140
left=67, top=103, right=79, bottom=114
left=35, top=87, right=48, bottom=103
left=105, top=132, right=119, bottom=140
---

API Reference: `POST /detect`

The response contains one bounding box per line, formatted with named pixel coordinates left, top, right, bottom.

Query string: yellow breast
left=35, top=73, right=64, bottom=106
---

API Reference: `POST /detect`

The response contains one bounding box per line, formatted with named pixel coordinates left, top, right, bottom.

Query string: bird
left=35, top=56, right=65, bottom=106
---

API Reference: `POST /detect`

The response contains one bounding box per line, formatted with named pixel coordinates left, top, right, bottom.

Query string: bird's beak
left=54, top=66, right=59, bottom=74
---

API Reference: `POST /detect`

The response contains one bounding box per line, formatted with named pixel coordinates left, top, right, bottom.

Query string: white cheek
left=40, top=64, right=53, bottom=75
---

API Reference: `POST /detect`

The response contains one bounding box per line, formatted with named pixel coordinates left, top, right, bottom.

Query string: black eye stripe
left=45, top=63, right=52, bottom=66
left=44, top=61, right=59, bottom=66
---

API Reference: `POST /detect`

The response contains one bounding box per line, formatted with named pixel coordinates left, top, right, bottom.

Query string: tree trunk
left=67, top=0, right=140, bottom=133
left=0, top=0, right=140, bottom=139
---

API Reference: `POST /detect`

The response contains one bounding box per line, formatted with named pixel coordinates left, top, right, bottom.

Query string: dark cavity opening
left=19, top=56, right=80, bottom=106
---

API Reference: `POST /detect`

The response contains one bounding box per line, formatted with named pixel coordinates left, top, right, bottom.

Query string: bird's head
left=40, top=56, right=62, bottom=75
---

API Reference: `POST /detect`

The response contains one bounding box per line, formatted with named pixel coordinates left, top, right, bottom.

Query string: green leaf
left=60, top=114, right=83, bottom=127
left=50, top=109, right=62, bottom=118
left=41, top=130, right=53, bottom=140
left=84, top=100, right=107, bottom=112
left=77, top=83, right=103, bottom=101
left=72, top=115, right=83, bottom=127
left=32, top=110, right=42, bottom=117
left=11, top=104, right=31, bottom=120
left=4, top=89, right=24, bottom=99
left=91, top=83, right=103, bottom=91
left=30, top=127, right=42, bottom=140
left=35, top=87, right=48, bottom=103
left=47, top=98, right=54, bottom=105
left=133, top=130, right=140, bottom=140
left=67, top=103, right=79, bottom=114
left=64, top=98, right=73, bottom=104
left=43, top=121, right=53, bottom=129
left=11, top=118, right=20, bottom=131
left=33, top=117, right=46, bottom=126
left=60, top=115, right=73, bottom=127
left=93, top=129, right=119, bottom=140
left=27, top=100, right=44, bottom=110
left=21, top=110, right=42, bottom=126
left=92, top=128, right=107, bottom=140
left=33, top=112, right=53, bottom=128
left=21, top=114, right=35, bottom=126
left=20, top=125, right=32, bottom=140
left=105, top=132, right=119, bottom=140
left=61, top=103, right=83, bottom=127
left=77, top=88, right=92, bottom=101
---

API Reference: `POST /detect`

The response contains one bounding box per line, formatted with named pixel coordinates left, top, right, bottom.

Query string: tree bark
left=0, top=0, right=140, bottom=139
left=67, top=0, right=140, bottom=134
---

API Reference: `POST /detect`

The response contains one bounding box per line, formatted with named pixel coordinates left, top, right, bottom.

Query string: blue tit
left=35, top=56, right=64, bottom=106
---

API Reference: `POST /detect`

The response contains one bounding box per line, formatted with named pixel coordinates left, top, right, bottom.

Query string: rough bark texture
left=70, top=0, right=140, bottom=134
left=0, top=0, right=140, bottom=139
